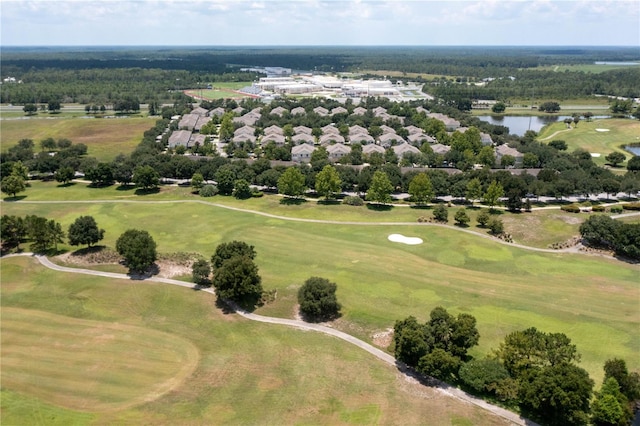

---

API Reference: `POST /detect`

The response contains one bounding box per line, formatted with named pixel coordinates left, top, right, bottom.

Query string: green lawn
left=1, top=256, right=505, bottom=425
left=3, top=188, right=638, bottom=385
left=537, top=118, right=640, bottom=167
left=1, top=116, right=154, bottom=161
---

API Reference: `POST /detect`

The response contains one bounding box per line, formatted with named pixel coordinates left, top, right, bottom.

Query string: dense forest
left=1, top=46, right=639, bottom=104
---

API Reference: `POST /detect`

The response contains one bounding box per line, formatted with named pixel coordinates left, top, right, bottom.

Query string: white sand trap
left=388, top=234, right=423, bottom=245
left=591, top=153, right=601, bottom=157
left=595, top=128, right=610, bottom=132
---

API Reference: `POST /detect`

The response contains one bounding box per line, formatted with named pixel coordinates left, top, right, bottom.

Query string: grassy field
left=2, top=185, right=638, bottom=385
left=537, top=118, right=640, bottom=167
left=535, top=64, right=640, bottom=73
left=1, top=255, right=508, bottom=426
left=185, top=82, right=253, bottom=100
left=0, top=116, right=154, bottom=161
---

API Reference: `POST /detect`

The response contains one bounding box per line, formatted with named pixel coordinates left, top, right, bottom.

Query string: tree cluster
left=1, top=214, right=64, bottom=253
left=579, top=215, right=640, bottom=260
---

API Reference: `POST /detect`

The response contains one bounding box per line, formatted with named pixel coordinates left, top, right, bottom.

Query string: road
left=4, top=252, right=537, bottom=426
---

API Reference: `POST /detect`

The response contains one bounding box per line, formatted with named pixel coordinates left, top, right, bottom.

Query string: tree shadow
left=366, top=203, right=393, bottom=211
left=298, top=310, right=342, bottom=323
left=57, top=182, right=76, bottom=188
left=3, top=195, right=27, bottom=202
left=409, top=204, right=431, bottom=210
left=116, top=184, right=136, bottom=191
left=454, top=223, right=470, bottom=228
left=127, top=263, right=160, bottom=279
left=134, top=187, right=160, bottom=196
left=280, top=197, right=306, bottom=205
left=317, top=199, right=341, bottom=206
left=71, top=245, right=107, bottom=257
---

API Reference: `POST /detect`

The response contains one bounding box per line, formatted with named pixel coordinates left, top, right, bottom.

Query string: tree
left=393, top=316, right=429, bottom=366
left=191, top=172, right=204, bottom=191
left=454, top=208, right=470, bottom=226
left=605, top=152, right=626, bottom=167
left=215, top=165, right=236, bottom=195
left=519, top=363, right=593, bottom=426
left=68, top=216, right=105, bottom=248
left=115, top=229, right=157, bottom=273
left=476, top=209, right=491, bottom=227
left=548, top=140, right=568, bottom=151
left=366, top=170, right=393, bottom=205
left=47, top=100, right=62, bottom=113
left=55, top=166, right=75, bottom=184
left=459, top=358, right=510, bottom=394
left=432, top=204, right=448, bottom=222
left=591, top=377, right=631, bottom=426
left=211, top=240, right=256, bottom=269
left=627, top=156, right=640, bottom=171
left=297, top=276, right=341, bottom=321
left=192, top=258, right=211, bottom=286
left=477, top=146, right=495, bottom=168
left=483, top=180, right=504, bottom=210
left=491, top=102, right=506, bottom=113
left=47, top=219, right=65, bottom=251
left=522, top=152, right=539, bottom=168
left=1, top=215, right=26, bottom=249
left=538, top=101, right=561, bottom=113
left=233, top=179, right=252, bottom=199
left=278, top=167, right=306, bottom=199
left=219, top=114, right=235, bottom=142
left=212, top=255, right=262, bottom=305
left=133, top=165, right=160, bottom=190
left=408, top=172, right=434, bottom=205
left=466, top=178, right=483, bottom=205
left=601, top=179, right=620, bottom=199
left=418, top=348, right=461, bottom=382
left=1, top=175, right=26, bottom=198
left=315, top=165, right=342, bottom=200
left=603, top=358, right=640, bottom=402
left=85, top=162, right=114, bottom=187
left=580, top=215, right=621, bottom=250
left=23, top=103, right=37, bottom=115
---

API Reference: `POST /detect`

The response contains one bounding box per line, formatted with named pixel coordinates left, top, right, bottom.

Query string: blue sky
left=2, top=0, right=639, bottom=46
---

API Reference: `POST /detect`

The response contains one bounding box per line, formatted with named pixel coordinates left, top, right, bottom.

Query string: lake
left=477, top=115, right=608, bottom=136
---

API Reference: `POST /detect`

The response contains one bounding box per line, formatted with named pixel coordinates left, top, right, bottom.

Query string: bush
left=192, top=258, right=211, bottom=285
left=251, top=190, right=264, bottom=197
left=454, top=208, right=470, bottom=226
left=622, top=202, right=640, bottom=211
left=298, top=277, right=341, bottom=322
left=343, top=195, right=364, bottom=206
left=592, top=205, right=606, bottom=212
left=610, top=205, right=624, bottom=214
left=561, top=203, right=581, bottom=213
left=459, top=358, right=510, bottom=394
left=199, top=184, right=218, bottom=197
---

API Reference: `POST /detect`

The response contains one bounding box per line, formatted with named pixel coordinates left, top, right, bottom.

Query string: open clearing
left=0, top=116, right=153, bottom=161
left=1, top=256, right=509, bottom=426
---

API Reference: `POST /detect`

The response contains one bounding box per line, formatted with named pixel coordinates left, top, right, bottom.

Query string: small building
left=168, top=130, right=193, bottom=148
left=292, top=143, right=316, bottom=162
left=178, top=114, right=200, bottom=131
left=291, top=106, right=306, bottom=116
left=349, top=133, right=375, bottom=145
left=407, top=133, right=435, bottom=145
left=234, top=126, right=255, bottom=137
left=322, top=124, right=340, bottom=135
left=261, top=133, right=286, bottom=147
left=348, top=125, right=368, bottom=136
left=431, top=143, right=451, bottom=155
left=393, top=142, right=421, bottom=158
left=269, top=106, right=287, bottom=117
left=362, top=144, right=386, bottom=155
left=264, top=125, right=284, bottom=136
left=191, top=106, right=209, bottom=117
left=351, top=106, right=367, bottom=116
left=404, top=125, right=423, bottom=135
left=378, top=132, right=404, bottom=148
left=379, top=125, right=396, bottom=134
left=319, top=133, right=345, bottom=146
left=373, top=106, right=387, bottom=116
left=331, top=106, right=348, bottom=115
left=294, top=125, right=312, bottom=135
left=292, top=133, right=315, bottom=145
left=495, top=144, right=524, bottom=167
left=210, top=107, right=226, bottom=117
left=313, top=106, right=329, bottom=116
left=326, top=143, right=351, bottom=162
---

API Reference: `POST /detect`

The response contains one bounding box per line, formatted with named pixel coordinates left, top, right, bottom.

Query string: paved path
left=4, top=252, right=536, bottom=426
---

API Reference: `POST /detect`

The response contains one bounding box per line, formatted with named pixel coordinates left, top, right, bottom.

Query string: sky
left=1, top=0, right=639, bottom=46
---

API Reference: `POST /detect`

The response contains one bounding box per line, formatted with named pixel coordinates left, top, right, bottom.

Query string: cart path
left=7, top=198, right=636, bottom=257
left=3, top=253, right=537, bottom=426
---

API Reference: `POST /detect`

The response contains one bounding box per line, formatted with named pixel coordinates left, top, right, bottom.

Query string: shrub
left=192, top=258, right=211, bottom=285
left=251, top=190, right=264, bottom=198
left=610, top=205, right=624, bottom=214
left=459, top=358, right=510, bottom=394
left=199, top=184, right=218, bottom=197
left=454, top=208, right=470, bottom=226
left=592, top=205, right=606, bottom=212
left=343, top=195, right=364, bottom=206
left=561, top=203, right=581, bottom=213
left=622, top=202, right=640, bottom=211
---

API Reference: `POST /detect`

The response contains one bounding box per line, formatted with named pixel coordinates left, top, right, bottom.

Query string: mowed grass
left=1, top=307, right=200, bottom=412
left=537, top=118, right=640, bottom=167
left=1, top=116, right=154, bottom=161
left=1, top=256, right=508, bottom=426
left=3, top=195, right=638, bottom=385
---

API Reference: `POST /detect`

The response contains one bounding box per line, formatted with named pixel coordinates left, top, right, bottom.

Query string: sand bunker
left=591, top=153, right=601, bottom=157
left=595, top=128, right=610, bottom=132
left=388, top=234, right=423, bottom=245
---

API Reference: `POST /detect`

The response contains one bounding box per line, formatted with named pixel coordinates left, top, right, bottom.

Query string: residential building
left=292, top=143, right=316, bottom=162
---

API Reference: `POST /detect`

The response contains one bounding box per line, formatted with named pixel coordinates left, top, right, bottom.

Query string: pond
left=625, top=146, right=640, bottom=156
left=477, top=115, right=609, bottom=136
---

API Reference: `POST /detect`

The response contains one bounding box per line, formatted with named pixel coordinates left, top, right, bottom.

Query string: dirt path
left=538, top=127, right=572, bottom=141
left=4, top=252, right=537, bottom=426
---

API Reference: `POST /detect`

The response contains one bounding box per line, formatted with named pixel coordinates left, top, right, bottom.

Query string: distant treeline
left=1, top=46, right=639, bottom=104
